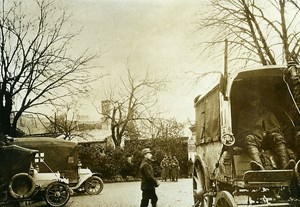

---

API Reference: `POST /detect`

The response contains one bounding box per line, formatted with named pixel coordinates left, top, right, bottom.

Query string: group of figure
left=237, top=86, right=296, bottom=170
left=160, top=154, right=180, bottom=182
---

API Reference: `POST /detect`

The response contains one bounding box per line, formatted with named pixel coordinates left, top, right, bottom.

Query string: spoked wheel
left=215, top=191, right=237, bottom=207
left=84, top=176, right=104, bottom=195
left=45, top=181, right=70, bottom=207
left=193, top=160, right=212, bottom=207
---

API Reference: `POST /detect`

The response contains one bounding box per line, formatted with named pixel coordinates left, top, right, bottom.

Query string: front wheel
left=45, top=182, right=70, bottom=207
left=215, top=191, right=237, bottom=207
left=84, top=176, right=104, bottom=195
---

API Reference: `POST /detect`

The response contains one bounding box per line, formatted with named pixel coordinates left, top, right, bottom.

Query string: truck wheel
left=84, top=176, right=104, bottom=195
left=193, top=160, right=212, bottom=207
left=45, top=182, right=70, bottom=207
left=215, top=191, right=237, bottom=207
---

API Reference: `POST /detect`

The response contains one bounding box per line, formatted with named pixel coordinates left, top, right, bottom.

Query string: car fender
left=91, top=173, right=102, bottom=179
left=80, top=173, right=102, bottom=185
left=70, top=169, right=102, bottom=190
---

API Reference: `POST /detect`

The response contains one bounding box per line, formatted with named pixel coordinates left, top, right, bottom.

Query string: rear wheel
left=45, top=182, right=70, bottom=207
left=215, top=191, right=237, bottom=207
left=193, top=160, right=212, bottom=207
left=84, top=176, right=104, bottom=195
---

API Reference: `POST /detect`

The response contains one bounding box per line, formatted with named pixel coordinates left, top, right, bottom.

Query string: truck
left=193, top=62, right=300, bottom=206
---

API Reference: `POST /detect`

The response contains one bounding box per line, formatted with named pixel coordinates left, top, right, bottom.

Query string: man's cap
left=141, top=148, right=151, bottom=155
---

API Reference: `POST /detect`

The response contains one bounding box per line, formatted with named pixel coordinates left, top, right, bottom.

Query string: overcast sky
left=61, top=0, right=220, bottom=122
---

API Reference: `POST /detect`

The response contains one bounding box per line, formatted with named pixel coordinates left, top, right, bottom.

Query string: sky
left=60, top=0, right=222, bottom=122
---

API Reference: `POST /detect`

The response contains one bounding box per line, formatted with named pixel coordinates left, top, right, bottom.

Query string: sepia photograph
left=1, top=0, right=300, bottom=206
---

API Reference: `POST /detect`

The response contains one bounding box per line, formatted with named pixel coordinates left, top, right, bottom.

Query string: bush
left=78, top=137, right=189, bottom=180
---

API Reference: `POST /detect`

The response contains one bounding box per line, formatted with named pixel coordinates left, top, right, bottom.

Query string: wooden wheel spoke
left=215, top=191, right=237, bottom=207
left=193, top=162, right=212, bottom=207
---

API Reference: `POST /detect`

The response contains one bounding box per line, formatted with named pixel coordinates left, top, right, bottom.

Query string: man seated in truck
left=236, top=88, right=296, bottom=170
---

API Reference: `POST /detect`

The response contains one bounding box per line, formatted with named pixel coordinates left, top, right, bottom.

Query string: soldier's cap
left=141, top=148, right=152, bottom=155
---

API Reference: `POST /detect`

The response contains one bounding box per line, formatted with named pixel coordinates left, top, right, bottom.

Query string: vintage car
left=13, top=137, right=104, bottom=195
left=193, top=63, right=300, bottom=206
left=0, top=138, right=71, bottom=207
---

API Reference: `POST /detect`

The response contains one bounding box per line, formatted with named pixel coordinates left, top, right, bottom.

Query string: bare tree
left=0, top=0, right=98, bottom=139
left=196, top=0, right=300, bottom=67
left=31, top=101, right=101, bottom=140
left=44, top=103, right=79, bottom=140
left=153, top=118, right=186, bottom=139
left=99, top=66, right=166, bottom=148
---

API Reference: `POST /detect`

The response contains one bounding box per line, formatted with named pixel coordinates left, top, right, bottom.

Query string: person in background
left=140, top=148, right=160, bottom=207
left=167, top=155, right=172, bottom=181
left=170, top=155, right=179, bottom=181
left=160, top=154, right=169, bottom=181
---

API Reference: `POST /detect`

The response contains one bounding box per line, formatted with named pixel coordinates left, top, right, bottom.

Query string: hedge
left=78, top=137, right=189, bottom=181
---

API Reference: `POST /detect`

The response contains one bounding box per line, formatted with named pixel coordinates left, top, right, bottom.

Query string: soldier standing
left=160, top=154, right=168, bottom=181
left=170, top=155, right=179, bottom=182
left=140, top=148, right=160, bottom=207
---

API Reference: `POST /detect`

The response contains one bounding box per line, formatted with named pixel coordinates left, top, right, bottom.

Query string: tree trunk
left=0, top=110, right=11, bottom=135
left=0, top=91, right=13, bottom=137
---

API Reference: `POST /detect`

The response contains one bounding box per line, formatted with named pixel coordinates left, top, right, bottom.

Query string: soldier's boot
left=274, top=143, right=296, bottom=169
left=247, top=146, right=264, bottom=170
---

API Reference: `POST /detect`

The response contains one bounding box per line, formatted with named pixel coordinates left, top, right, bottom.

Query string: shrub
left=78, top=137, right=189, bottom=180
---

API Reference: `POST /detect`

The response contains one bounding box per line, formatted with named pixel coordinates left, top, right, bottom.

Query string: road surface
left=20, top=178, right=194, bottom=207
left=69, top=178, right=194, bottom=207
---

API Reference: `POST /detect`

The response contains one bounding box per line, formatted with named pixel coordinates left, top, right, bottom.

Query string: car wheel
left=45, top=181, right=70, bottom=207
left=84, top=176, right=104, bottom=195
left=215, top=191, right=237, bottom=207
